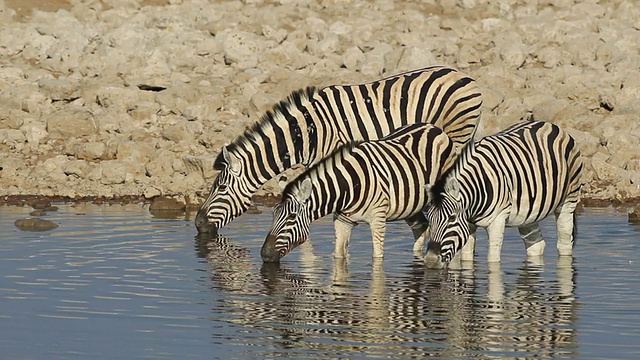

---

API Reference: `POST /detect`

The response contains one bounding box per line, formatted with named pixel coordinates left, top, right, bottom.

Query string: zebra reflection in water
left=201, top=235, right=578, bottom=358
left=478, top=258, right=578, bottom=358
left=195, top=234, right=256, bottom=294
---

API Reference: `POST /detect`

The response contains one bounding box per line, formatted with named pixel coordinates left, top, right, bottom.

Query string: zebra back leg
left=485, top=215, right=508, bottom=262
left=460, top=223, right=478, bottom=261
left=333, top=213, right=356, bottom=259
left=518, top=222, right=546, bottom=257
left=404, top=212, right=429, bottom=254
left=555, top=199, right=578, bottom=256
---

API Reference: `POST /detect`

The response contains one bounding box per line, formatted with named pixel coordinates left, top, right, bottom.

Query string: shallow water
left=1, top=204, right=639, bottom=359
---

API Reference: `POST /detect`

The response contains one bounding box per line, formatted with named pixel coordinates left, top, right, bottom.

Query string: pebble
left=149, top=196, right=186, bottom=211
left=29, top=209, right=46, bottom=216
left=14, top=218, right=59, bottom=232
left=629, top=207, right=640, bottom=224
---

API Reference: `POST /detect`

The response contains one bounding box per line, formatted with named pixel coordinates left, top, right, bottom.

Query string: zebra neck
left=307, top=183, right=349, bottom=222
left=453, top=151, right=494, bottom=218
left=309, top=197, right=340, bottom=222
left=233, top=90, right=322, bottom=189
left=444, top=141, right=479, bottom=213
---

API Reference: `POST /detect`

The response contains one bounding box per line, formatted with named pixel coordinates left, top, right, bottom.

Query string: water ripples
left=0, top=205, right=639, bottom=358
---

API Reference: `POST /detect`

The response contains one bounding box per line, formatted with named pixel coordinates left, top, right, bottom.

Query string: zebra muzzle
left=424, top=242, right=446, bottom=269
left=194, top=209, right=219, bottom=235
left=261, top=235, right=282, bottom=263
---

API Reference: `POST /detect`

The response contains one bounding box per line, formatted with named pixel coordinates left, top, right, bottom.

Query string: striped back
left=196, top=66, right=483, bottom=234
left=315, top=65, right=483, bottom=146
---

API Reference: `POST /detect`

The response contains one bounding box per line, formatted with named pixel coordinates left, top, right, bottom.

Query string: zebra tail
left=471, top=114, right=486, bottom=141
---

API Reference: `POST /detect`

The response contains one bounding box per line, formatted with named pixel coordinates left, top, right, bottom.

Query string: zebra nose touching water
left=195, top=66, right=483, bottom=236
left=422, top=120, right=583, bottom=269
left=261, top=123, right=454, bottom=263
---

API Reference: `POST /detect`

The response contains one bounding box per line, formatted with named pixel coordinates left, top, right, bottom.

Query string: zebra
left=195, top=65, right=484, bottom=238
left=260, top=122, right=454, bottom=262
left=422, top=119, right=583, bottom=269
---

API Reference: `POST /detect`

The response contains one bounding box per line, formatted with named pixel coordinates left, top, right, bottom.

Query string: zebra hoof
left=526, top=255, right=545, bottom=267
left=557, top=249, right=573, bottom=257
left=526, top=240, right=546, bottom=257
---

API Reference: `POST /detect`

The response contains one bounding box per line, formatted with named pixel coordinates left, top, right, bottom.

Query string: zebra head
left=423, top=176, right=470, bottom=269
left=261, top=178, right=313, bottom=263
left=195, top=146, right=253, bottom=234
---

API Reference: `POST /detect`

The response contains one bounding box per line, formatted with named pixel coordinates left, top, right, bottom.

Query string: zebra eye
left=287, top=213, right=297, bottom=221
left=218, top=185, right=228, bottom=193
left=448, top=214, right=456, bottom=222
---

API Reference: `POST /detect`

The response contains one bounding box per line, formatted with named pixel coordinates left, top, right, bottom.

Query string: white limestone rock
left=396, top=46, right=438, bottom=72
left=0, top=0, right=638, bottom=203
left=45, top=109, right=97, bottom=139
left=38, top=78, right=81, bottom=101
left=217, top=29, right=265, bottom=70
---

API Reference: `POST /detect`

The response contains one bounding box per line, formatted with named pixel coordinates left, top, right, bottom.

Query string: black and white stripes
left=195, top=66, right=483, bottom=234
left=423, top=120, right=583, bottom=268
left=261, top=123, right=454, bottom=262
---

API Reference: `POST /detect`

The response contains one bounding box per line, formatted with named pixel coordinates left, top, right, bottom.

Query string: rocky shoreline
left=1, top=0, right=639, bottom=212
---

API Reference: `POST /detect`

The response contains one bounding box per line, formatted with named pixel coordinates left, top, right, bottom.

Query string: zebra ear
left=222, top=146, right=241, bottom=175
left=424, top=184, right=435, bottom=204
left=444, top=176, right=461, bottom=199
left=293, top=178, right=312, bottom=202
left=278, top=176, right=288, bottom=191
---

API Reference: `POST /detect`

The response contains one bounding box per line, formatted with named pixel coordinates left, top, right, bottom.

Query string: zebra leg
left=485, top=216, right=507, bottom=262
left=460, top=223, right=477, bottom=261
left=518, top=223, right=546, bottom=257
left=555, top=200, right=578, bottom=256
left=369, top=216, right=387, bottom=259
left=404, top=212, right=429, bottom=253
left=333, top=214, right=356, bottom=259
left=333, top=257, right=349, bottom=283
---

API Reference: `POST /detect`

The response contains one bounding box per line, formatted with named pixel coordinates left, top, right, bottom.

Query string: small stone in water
left=14, top=218, right=59, bottom=232
left=30, top=199, right=52, bottom=209
left=629, top=207, right=640, bottom=224
left=149, top=196, right=186, bottom=211
left=149, top=196, right=187, bottom=219
left=29, top=209, right=47, bottom=216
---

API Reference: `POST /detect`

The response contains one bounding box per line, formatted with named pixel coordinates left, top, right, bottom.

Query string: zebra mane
left=213, top=86, right=319, bottom=170
left=282, top=141, right=363, bottom=199
left=429, top=139, right=475, bottom=205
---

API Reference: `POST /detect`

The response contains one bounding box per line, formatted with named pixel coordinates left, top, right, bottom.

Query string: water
left=0, top=204, right=639, bottom=359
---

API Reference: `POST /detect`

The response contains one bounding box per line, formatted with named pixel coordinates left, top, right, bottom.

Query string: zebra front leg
left=369, top=216, right=387, bottom=259
left=485, top=216, right=507, bottom=262
left=460, top=223, right=477, bottom=261
left=405, top=212, right=429, bottom=253
left=333, top=214, right=356, bottom=259
left=518, top=222, right=546, bottom=257
left=555, top=200, right=578, bottom=256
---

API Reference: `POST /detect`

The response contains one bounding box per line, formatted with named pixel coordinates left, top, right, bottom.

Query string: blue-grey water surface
left=1, top=204, right=639, bottom=359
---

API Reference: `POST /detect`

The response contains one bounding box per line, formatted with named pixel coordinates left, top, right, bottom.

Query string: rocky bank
left=0, top=0, right=639, bottom=210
